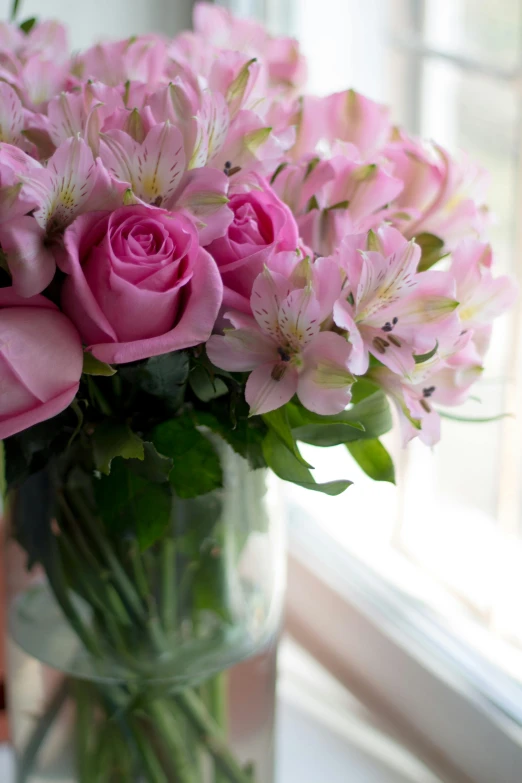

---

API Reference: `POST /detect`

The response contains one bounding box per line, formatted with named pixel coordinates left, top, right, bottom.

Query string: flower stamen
left=372, top=336, right=390, bottom=354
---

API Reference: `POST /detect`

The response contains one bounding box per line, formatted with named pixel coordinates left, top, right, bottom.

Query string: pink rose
left=59, top=205, right=223, bottom=364
left=0, top=289, right=83, bottom=440
left=205, top=177, right=299, bottom=313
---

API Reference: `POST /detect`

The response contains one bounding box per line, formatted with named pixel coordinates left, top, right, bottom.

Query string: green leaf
left=10, top=0, right=21, bottom=21
left=244, top=126, right=271, bottom=154
left=92, top=422, right=144, bottom=475
left=262, top=430, right=352, bottom=495
left=189, top=365, right=228, bottom=402
left=226, top=58, right=257, bottom=111
left=194, top=410, right=266, bottom=470
left=192, top=553, right=232, bottom=622
left=95, top=459, right=172, bottom=550
left=415, top=233, right=447, bottom=272
left=366, top=229, right=381, bottom=252
left=347, top=439, right=395, bottom=483
left=350, top=378, right=381, bottom=404
left=289, top=392, right=393, bottom=448
left=126, top=442, right=172, bottom=483
left=262, top=407, right=313, bottom=468
left=439, top=411, right=513, bottom=423
left=414, top=341, right=439, bottom=365
left=125, top=107, right=145, bottom=142
left=82, top=352, right=116, bottom=376
left=305, top=157, right=320, bottom=178
left=270, top=162, right=289, bottom=184
left=152, top=418, right=223, bottom=499
left=286, top=403, right=364, bottom=432
left=139, top=352, right=189, bottom=406
left=327, top=199, right=349, bottom=211
left=20, top=16, right=37, bottom=33
left=175, top=494, right=232, bottom=622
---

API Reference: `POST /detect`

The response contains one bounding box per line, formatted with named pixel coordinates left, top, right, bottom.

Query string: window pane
left=390, top=0, right=522, bottom=70
left=387, top=23, right=522, bottom=649
left=228, top=0, right=522, bottom=671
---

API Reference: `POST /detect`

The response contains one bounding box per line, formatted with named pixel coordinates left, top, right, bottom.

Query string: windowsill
left=285, top=516, right=522, bottom=783
left=277, top=638, right=447, bottom=783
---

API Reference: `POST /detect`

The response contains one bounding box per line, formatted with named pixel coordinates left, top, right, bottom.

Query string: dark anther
left=393, top=317, right=398, bottom=325
left=224, top=161, right=232, bottom=169
left=388, top=335, right=402, bottom=348
left=372, top=336, right=390, bottom=354
left=382, top=322, right=393, bottom=332
left=271, top=363, right=288, bottom=381
left=153, top=195, right=163, bottom=207
left=277, top=347, right=292, bottom=362
left=422, top=386, right=436, bottom=398
left=227, top=165, right=242, bottom=176
left=420, top=399, right=431, bottom=413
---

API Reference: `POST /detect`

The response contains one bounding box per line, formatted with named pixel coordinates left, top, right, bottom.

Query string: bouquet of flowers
left=0, top=2, right=516, bottom=782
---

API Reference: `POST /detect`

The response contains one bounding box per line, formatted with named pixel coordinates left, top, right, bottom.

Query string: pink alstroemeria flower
left=99, top=122, right=186, bottom=206
left=371, top=365, right=442, bottom=446
left=78, top=35, right=167, bottom=88
left=8, top=55, right=71, bottom=113
left=148, top=81, right=230, bottom=168
left=272, top=154, right=403, bottom=257
left=0, top=143, right=41, bottom=223
left=99, top=121, right=232, bottom=243
left=385, top=133, right=490, bottom=250
left=290, top=89, right=391, bottom=160
left=371, top=321, right=489, bottom=445
left=17, top=20, right=69, bottom=63
left=449, top=240, right=518, bottom=329
left=0, top=136, right=124, bottom=296
left=188, top=2, right=307, bottom=93
left=45, top=82, right=125, bottom=151
left=0, top=82, right=24, bottom=145
left=207, top=265, right=354, bottom=415
left=333, top=227, right=460, bottom=376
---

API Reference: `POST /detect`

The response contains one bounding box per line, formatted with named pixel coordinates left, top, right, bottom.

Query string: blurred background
left=1, top=0, right=522, bottom=781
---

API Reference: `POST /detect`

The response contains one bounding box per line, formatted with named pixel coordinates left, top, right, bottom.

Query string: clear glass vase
left=4, top=437, right=285, bottom=783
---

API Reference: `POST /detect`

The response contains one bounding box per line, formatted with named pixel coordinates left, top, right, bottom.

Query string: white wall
left=0, top=0, right=194, bottom=48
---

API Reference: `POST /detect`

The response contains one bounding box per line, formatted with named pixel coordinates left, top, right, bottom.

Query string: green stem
left=34, top=483, right=257, bottom=783
left=56, top=492, right=107, bottom=576
left=16, top=680, right=69, bottom=783
left=174, top=690, right=254, bottom=783
left=74, top=681, right=97, bottom=783
left=127, top=719, right=169, bottom=783
left=67, top=489, right=147, bottom=623
left=202, top=675, right=230, bottom=783
left=160, top=537, right=176, bottom=634
left=147, top=700, right=199, bottom=783
left=212, top=677, right=231, bottom=782
left=208, top=674, right=228, bottom=734
left=129, top=543, right=149, bottom=601
left=86, top=376, right=113, bottom=416
left=46, top=558, right=104, bottom=658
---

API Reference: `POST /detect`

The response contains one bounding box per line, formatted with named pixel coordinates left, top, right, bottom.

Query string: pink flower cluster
left=0, top=4, right=516, bottom=445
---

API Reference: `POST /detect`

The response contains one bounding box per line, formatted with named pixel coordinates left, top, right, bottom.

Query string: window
left=221, top=0, right=522, bottom=780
